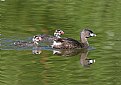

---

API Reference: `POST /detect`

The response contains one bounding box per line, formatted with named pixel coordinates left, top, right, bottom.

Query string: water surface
left=1, top=0, right=121, bottom=85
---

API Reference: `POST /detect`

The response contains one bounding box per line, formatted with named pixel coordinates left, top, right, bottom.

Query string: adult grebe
left=52, top=29, right=96, bottom=49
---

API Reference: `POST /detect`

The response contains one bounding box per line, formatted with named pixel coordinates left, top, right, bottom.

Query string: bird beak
left=90, top=33, right=96, bottom=37
left=61, top=31, right=64, bottom=35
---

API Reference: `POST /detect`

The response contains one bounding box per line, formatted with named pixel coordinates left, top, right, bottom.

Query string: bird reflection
left=79, top=49, right=95, bottom=67
left=53, top=48, right=95, bottom=67
left=32, top=47, right=95, bottom=67
left=32, top=46, right=42, bottom=54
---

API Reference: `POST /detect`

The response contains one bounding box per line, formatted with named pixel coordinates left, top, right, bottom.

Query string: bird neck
left=80, top=32, right=89, bottom=48
left=54, top=33, right=61, bottom=38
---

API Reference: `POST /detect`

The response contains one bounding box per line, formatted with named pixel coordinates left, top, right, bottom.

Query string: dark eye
left=89, top=33, right=92, bottom=36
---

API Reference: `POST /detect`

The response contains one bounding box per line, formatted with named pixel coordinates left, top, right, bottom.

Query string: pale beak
left=90, top=33, right=96, bottom=37
left=61, top=31, right=64, bottom=35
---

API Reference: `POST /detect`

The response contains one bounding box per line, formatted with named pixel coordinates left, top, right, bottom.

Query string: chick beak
left=61, top=31, right=64, bottom=35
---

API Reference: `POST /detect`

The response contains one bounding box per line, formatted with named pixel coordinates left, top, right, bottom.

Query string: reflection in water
left=1, top=34, right=95, bottom=68
left=32, top=46, right=42, bottom=54
left=79, top=49, right=95, bottom=67
left=32, top=46, right=95, bottom=67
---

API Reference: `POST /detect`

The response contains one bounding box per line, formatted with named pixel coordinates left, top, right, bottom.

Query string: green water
left=1, top=0, right=121, bottom=85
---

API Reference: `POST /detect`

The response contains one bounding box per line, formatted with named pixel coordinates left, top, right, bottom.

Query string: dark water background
left=1, top=0, right=121, bottom=85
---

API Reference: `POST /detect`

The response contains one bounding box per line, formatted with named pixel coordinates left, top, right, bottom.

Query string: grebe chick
left=33, top=29, right=64, bottom=45
left=14, top=35, right=42, bottom=47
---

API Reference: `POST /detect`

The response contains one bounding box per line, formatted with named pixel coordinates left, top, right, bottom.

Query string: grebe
left=14, top=35, right=42, bottom=47
left=13, top=29, right=64, bottom=47
left=34, top=29, right=64, bottom=45
left=52, top=29, right=96, bottom=49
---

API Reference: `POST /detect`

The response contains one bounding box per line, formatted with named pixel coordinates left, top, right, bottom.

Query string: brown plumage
left=52, top=29, right=96, bottom=49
